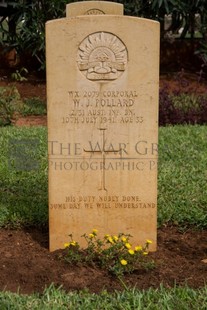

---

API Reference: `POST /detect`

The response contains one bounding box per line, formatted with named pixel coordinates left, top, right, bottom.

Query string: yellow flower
left=135, top=246, right=142, bottom=252
left=108, top=236, right=114, bottom=244
left=64, top=243, right=70, bottom=248
left=143, top=251, right=148, bottom=255
left=89, top=233, right=95, bottom=239
left=121, top=236, right=127, bottom=242
left=125, top=242, right=131, bottom=249
left=104, top=234, right=110, bottom=239
left=70, top=241, right=76, bottom=246
left=92, top=229, right=98, bottom=234
left=120, top=259, right=127, bottom=266
left=146, top=239, right=153, bottom=244
left=128, top=249, right=134, bottom=255
left=113, top=235, right=118, bottom=242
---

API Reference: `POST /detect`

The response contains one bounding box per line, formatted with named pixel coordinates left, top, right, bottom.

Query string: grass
left=158, top=125, right=207, bottom=228
left=0, top=126, right=48, bottom=227
left=0, top=284, right=206, bottom=309
left=22, top=97, right=46, bottom=116
left=0, top=124, right=206, bottom=229
left=0, top=86, right=46, bottom=126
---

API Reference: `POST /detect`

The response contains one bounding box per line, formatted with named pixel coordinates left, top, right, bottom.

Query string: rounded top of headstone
left=66, top=1, right=123, bottom=17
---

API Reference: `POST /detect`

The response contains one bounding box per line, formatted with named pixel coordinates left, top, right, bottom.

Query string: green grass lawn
left=0, top=126, right=48, bottom=227
left=0, top=284, right=207, bottom=309
left=22, top=97, right=47, bottom=116
left=158, top=125, right=207, bottom=228
left=0, top=124, right=206, bottom=308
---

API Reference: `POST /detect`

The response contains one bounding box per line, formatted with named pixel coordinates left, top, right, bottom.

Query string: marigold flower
left=70, top=241, right=76, bottom=246
left=146, top=239, right=153, bottom=244
left=120, top=259, right=127, bottom=266
left=143, top=251, right=148, bottom=255
left=128, top=249, right=134, bottom=255
left=64, top=243, right=70, bottom=248
left=104, top=234, right=110, bottom=239
left=92, top=229, right=98, bottom=234
left=108, top=236, right=114, bottom=244
left=89, top=233, right=95, bottom=239
left=121, top=236, right=127, bottom=242
left=125, top=242, right=131, bottom=249
left=113, top=235, right=118, bottom=242
left=135, top=246, right=142, bottom=252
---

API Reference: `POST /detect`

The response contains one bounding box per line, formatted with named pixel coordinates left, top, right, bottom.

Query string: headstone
left=66, top=1, right=123, bottom=17
left=46, top=1, right=159, bottom=251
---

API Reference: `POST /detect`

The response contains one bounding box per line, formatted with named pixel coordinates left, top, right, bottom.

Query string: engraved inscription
left=85, top=9, right=105, bottom=15
left=50, top=195, right=156, bottom=210
left=65, top=89, right=145, bottom=125
left=84, top=128, right=121, bottom=191
left=77, top=32, right=128, bottom=81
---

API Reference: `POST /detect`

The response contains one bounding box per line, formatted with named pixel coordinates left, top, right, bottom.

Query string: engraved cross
left=84, top=128, right=121, bottom=191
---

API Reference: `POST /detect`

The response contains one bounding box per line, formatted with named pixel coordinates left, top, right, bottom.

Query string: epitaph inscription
left=50, top=195, right=156, bottom=210
left=77, top=32, right=128, bottom=81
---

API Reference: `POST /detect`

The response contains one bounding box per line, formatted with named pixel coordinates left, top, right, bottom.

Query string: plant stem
left=117, top=275, right=129, bottom=291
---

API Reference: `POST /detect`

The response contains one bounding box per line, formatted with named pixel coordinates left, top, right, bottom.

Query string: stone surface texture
left=46, top=2, right=159, bottom=251
left=66, top=1, right=123, bottom=17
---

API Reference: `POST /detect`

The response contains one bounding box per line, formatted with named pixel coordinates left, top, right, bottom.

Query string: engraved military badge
left=85, top=9, right=105, bottom=15
left=77, top=32, right=128, bottom=81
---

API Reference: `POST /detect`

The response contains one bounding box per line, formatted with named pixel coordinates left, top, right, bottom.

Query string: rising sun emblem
left=77, top=32, right=128, bottom=82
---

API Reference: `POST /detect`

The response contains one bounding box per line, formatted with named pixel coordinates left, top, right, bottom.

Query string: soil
left=0, top=226, right=206, bottom=294
left=0, top=71, right=207, bottom=294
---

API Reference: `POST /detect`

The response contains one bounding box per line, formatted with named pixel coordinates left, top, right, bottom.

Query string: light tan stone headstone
left=46, top=3, right=160, bottom=252
left=66, top=1, right=123, bottom=17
